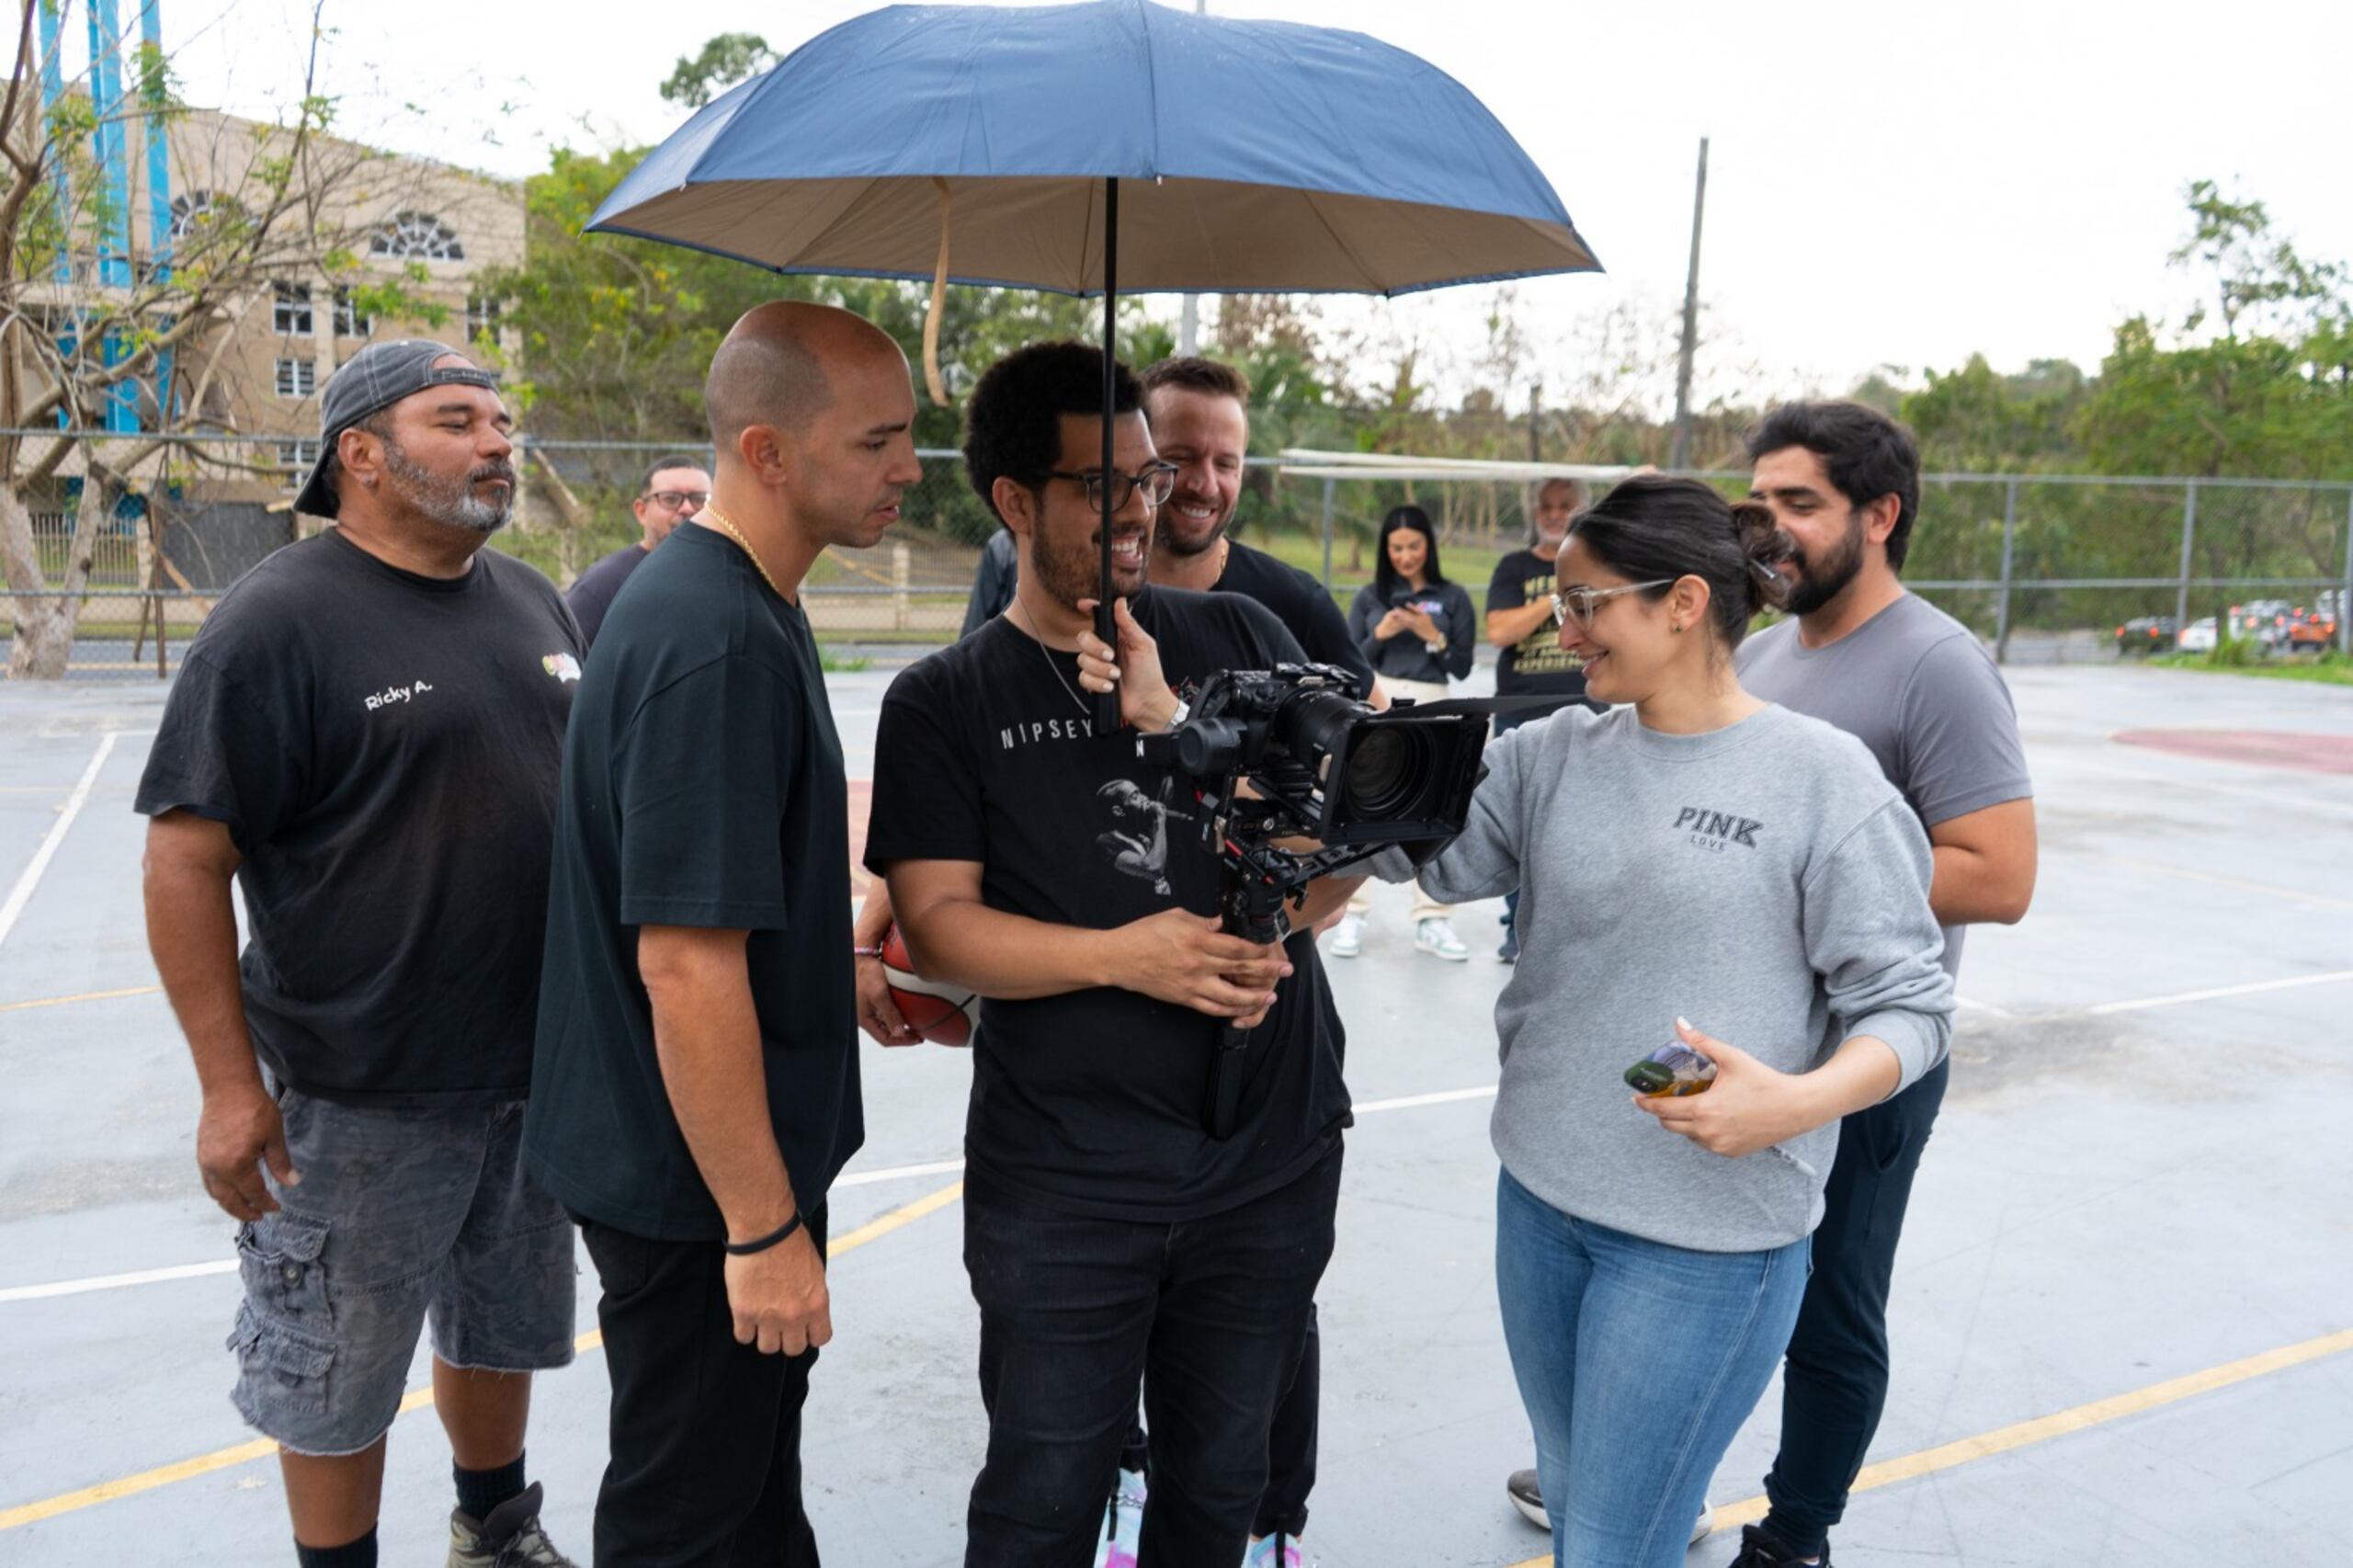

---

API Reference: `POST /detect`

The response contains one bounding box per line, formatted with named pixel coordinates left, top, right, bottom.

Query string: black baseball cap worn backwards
left=295, top=339, right=502, bottom=518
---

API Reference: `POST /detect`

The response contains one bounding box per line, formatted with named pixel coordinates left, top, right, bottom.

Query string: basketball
left=881, top=923, right=983, bottom=1047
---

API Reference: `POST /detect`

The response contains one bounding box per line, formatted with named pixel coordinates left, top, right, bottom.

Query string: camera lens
left=1341, top=725, right=1424, bottom=817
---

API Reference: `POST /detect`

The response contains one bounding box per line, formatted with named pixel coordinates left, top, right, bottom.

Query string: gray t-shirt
left=1377, top=703, right=1953, bottom=1251
left=1736, top=594, right=2032, bottom=980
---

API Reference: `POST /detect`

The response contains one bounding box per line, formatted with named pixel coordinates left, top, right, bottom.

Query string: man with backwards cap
left=139, top=341, right=584, bottom=1568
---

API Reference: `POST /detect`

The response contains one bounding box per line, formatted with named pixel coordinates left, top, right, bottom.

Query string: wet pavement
left=1, top=662, right=2348, bottom=1566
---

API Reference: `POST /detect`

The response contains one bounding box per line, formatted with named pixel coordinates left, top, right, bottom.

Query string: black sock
left=294, top=1527, right=377, bottom=1568
left=1758, top=1513, right=1828, bottom=1561
left=454, top=1452, right=528, bottom=1523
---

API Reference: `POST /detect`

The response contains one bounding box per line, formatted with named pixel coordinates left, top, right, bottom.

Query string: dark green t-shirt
left=525, top=523, right=864, bottom=1241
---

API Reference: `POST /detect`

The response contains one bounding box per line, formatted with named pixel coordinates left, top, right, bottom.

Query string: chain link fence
left=7, top=430, right=2350, bottom=677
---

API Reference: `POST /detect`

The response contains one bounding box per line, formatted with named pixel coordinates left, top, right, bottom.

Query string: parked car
left=2285, top=605, right=2338, bottom=653
left=2116, top=615, right=2178, bottom=655
left=2177, top=617, right=2218, bottom=653
left=2226, top=599, right=2297, bottom=655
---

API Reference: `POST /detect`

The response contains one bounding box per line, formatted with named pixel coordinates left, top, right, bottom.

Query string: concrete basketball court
left=1, top=660, right=2347, bottom=1566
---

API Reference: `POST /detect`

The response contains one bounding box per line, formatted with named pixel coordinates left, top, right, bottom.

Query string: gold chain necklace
left=1012, top=600, right=1090, bottom=717
left=701, top=504, right=789, bottom=602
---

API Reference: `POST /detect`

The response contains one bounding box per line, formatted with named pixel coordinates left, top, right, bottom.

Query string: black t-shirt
left=564, top=541, right=649, bottom=650
left=133, top=530, right=581, bottom=1106
left=525, top=524, right=864, bottom=1241
left=863, top=588, right=1351, bottom=1221
left=1486, top=546, right=1590, bottom=699
left=1216, top=540, right=1376, bottom=697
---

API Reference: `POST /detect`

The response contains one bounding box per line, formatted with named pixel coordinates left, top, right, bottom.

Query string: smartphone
left=1625, top=1041, right=1715, bottom=1096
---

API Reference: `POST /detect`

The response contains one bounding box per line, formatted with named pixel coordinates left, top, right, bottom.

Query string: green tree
left=659, top=33, right=778, bottom=110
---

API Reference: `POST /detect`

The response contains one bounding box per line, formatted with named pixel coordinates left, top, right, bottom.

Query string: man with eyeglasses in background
left=564, top=454, right=712, bottom=649
left=865, top=340, right=1360, bottom=1568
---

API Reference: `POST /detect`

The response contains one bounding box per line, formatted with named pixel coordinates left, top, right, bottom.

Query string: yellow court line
left=0, top=1179, right=966, bottom=1533
left=0, top=983, right=164, bottom=1014
left=1505, top=1324, right=2353, bottom=1568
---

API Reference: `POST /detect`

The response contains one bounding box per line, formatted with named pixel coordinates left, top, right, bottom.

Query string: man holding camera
left=865, top=341, right=1360, bottom=1567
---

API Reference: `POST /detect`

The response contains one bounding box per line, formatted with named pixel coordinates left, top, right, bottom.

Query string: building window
left=332, top=287, right=370, bottom=338
left=466, top=294, right=501, bottom=348
left=273, top=282, right=313, bottom=335
left=275, top=358, right=318, bottom=398
left=370, top=210, right=464, bottom=261
left=276, top=439, right=321, bottom=492
left=168, top=190, right=224, bottom=244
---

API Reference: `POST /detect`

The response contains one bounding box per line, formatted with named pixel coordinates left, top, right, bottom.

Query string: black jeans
left=1119, top=1302, right=1320, bottom=1538
left=1762, top=1060, right=1949, bottom=1552
left=964, top=1149, right=1342, bottom=1568
left=577, top=1207, right=830, bottom=1568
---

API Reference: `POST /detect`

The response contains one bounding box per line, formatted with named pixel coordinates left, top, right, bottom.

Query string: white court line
left=0, top=1085, right=1512, bottom=1305
left=0, top=731, right=121, bottom=951
left=2072, top=760, right=2353, bottom=820
left=2085, top=969, right=2353, bottom=1017
left=13, top=966, right=2347, bottom=1304
left=0, top=1259, right=236, bottom=1303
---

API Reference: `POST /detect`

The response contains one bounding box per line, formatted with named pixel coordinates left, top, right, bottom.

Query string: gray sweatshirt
left=1374, top=702, right=1953, bottom=1252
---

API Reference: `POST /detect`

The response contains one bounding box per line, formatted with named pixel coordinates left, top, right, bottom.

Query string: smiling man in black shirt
left=528, top=302, right=920, bottom=1566
left=866, top=342, right=1360, bottom=1568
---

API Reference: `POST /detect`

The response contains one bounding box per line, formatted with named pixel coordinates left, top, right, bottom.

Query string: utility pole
left=1668, top=136, right=1709, bottom=472
left=1176, top=0, right=1206, bottom=355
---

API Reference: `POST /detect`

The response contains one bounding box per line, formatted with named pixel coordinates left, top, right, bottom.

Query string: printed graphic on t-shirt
left=1095, top=775, right=1195, bottom=895
left=1506, top=571, right=1579, bottom=676
left=542, top=652, right=583, bottom=683
left=1674, top=805, right=1764, bottom=851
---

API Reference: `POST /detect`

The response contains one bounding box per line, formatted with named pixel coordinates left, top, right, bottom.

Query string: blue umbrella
left=592, top=0, right=1601, bottom=725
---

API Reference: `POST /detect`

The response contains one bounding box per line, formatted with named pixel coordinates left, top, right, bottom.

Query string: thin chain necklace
left=1011, top=599, right=1089, bottom=717
left=701, top=504, right=790, bottom=603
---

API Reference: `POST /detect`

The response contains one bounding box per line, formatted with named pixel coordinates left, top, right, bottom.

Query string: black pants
left=964, top=1150, right=1341, bottom=1568
left=1762, top=1061, right=1948, bottom=1551
left=577, top=1208, right=830, bottom=1568
left=1121, top=1304, right=1320, bottom=1537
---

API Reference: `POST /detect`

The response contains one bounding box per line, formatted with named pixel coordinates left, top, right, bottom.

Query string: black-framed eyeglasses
left=1551, top=580, right=1676, bottom=628
left=641, top=488, right=710, bottom=512
left=1041, top=462, right=1180, bottom=511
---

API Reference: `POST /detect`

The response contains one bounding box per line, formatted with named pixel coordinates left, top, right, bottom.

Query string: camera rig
left=1138, top=663, right=1495, bottom=1135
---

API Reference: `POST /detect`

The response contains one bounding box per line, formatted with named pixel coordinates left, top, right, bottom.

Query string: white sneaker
left=1415, top=917, right=1468, bottom=960
left=1327, top=915, right=1364, bottom=957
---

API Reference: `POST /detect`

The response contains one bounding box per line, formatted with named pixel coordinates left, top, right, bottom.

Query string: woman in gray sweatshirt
left=1377, top=475, right=1952, bottom=1568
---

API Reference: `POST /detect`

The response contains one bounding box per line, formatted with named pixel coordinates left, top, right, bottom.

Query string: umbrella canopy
left=588, top=0, right=1600, bottom=296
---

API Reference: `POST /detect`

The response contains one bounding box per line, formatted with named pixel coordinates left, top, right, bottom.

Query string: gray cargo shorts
left=228, top=1088, right=576, bottom=1456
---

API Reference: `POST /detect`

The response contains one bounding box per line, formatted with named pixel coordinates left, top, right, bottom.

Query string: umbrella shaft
left=1095, top=176, right=1121, bottom=735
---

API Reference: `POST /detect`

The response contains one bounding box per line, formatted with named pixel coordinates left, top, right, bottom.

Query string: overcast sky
left=136, top=0, right=2353, bottom=407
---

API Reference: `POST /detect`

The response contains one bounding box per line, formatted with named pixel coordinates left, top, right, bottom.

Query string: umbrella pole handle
left=1094, top=176, right=1122, bottom=738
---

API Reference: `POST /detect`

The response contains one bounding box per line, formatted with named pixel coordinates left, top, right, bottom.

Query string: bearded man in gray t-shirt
left=1729, top=402, right=2035, bottom=1566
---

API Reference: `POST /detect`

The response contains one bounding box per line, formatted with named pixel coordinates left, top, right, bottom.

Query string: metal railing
left=7, top=434, right=2351, bottom=675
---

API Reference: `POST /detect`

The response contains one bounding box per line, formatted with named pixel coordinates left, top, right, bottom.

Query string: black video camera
left=1137, top=663, right=1490, bottom=936
left=1138, top=663, right=1494, bottom=1140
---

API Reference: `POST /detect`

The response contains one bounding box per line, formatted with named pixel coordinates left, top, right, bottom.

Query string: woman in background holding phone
left=1369, top=477, right=1953, bottom=1568
left=1334, top=506, right=1478, bottom=960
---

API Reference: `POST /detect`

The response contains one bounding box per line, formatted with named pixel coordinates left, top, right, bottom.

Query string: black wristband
left=722, top=1211, right=803, bottom=1256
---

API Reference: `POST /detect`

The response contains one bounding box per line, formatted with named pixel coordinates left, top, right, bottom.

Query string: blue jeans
left=1495, top=1166, right=1810, bottom=1568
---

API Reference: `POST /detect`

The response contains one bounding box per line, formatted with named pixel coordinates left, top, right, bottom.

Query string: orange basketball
left=881, top=923, right=982, bottom=1047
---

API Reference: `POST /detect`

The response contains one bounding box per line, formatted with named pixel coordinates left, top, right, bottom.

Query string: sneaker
left=1689, top=1499, right=1716, bottom=1546
left=449, top=1482, right=575, bottom=1567
left=1496, top=926, right=1520, bottom=964
left=1726, top=1521, right=1828, bottom=1565
left=1094, top=1467, right=1146, bottom=1568
left=1242, top=1532, right=1307, bottom=1567
left=1327, top=915, right=1363, bottom=958
left=1506, top=1468, right=1546, bottom=1528
left=1415, top=917, right=1468, bottom=960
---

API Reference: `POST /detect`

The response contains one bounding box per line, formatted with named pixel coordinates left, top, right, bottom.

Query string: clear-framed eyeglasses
left=1551, top=579, right=1677, bottom=628
left=1042, top=461, right=1180, bottom=511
